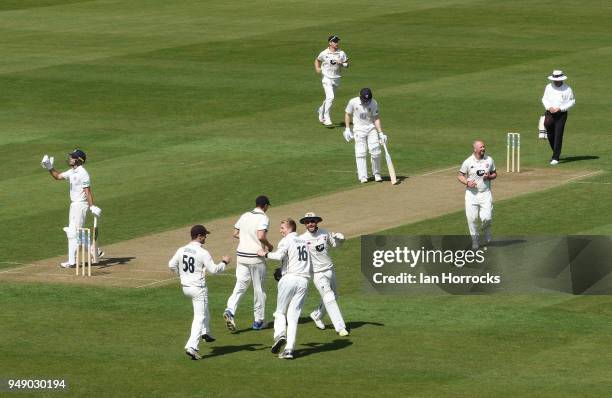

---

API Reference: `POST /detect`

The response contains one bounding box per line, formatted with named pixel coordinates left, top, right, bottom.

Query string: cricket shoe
left=310, top=312, right=325, bottom=330
left=201, top=334, right=216, bottom=343
left=185, top=347, right=202, bottom=360
left=550, top=159, right=559, bottom=165
left=271, top=335, right=287, bottom=354
left=323, top=119, right=333, bottom=127
left=252, top=320, right=265, bottom=330
left=59, top=262, right=75, bottom=269
left=360, top=178, right=368, bottom=184
left=223, top=310, right=236, bottom=332
left=338, top=329, right=350, bottom=337
left=539, top=132, right=547, bottom=139
left=278, top=349, right=294, bottom=359
left=374, top=174, right=383, bottom=182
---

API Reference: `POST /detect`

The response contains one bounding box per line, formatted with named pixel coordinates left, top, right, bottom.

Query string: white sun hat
left=548, top=70, right=567, bottom=81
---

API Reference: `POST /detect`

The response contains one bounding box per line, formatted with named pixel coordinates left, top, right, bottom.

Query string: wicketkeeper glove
left=273, top=267, right=283, bottom=282
left=378, top=132, right=388, bottom=144
left=41, top=154, right=54, bottom=170
left=89, top=205, right=102, bottom=218
left=343, top=128, right=353, bottom=142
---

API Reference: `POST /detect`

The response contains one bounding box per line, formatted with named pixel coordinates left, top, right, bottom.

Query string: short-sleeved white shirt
left=267, top=232, right=311, bottom=279
left=300, top=228, right=339, bottom=273
left=60, top=166, right=90, bottom=203
left=235, top=208, right=270, bottom=263
left=345, top=97, right=379, bottom=131
left=168, top=242, right=225, bottom=288
left=459, top=154, right=496, bottom=192
left=317, top=48, right=348, bottom=79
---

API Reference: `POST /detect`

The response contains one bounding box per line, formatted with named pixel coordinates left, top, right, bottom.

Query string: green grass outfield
left=1, top=0, right=612, bottom=396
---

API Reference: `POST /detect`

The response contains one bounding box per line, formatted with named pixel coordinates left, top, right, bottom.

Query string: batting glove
left=378, top=132, right=388, bottom=144
left=89, top=205, right=102, bottom=218
left=41, top=154, right=54, bottom=170
left=343, top=128, right=353, bottom=142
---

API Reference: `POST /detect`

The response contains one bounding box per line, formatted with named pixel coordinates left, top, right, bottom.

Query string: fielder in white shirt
left=541, top=69, right=576, bottom=165
left=315, top=35, right=349, bottom=126
left=299, top=212, right=349, bottom=336
left=259, top=219, right=311, bottom=360
left=224, top=195, right=274, bottom=331
left=41, top=149, right=103, bottom=268
left=343, top=88, right=389, bottom=183
left=457, top=141, right=497, bottom=249
left=169, top=225, right=230, bottom=360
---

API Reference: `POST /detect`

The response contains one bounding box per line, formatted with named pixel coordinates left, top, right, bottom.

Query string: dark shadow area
left=95, top=257, right=135, bottom=268
left=203, top=343, right=265, bottom=358
left=346, top=321, right=384, bottom=330
left=293, top=339, right=352, bottom=358
left=232, top=322, right=271, bottom=334
left=560, top=155, right=599, bottom=163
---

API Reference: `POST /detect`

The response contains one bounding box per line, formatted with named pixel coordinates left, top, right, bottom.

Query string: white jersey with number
left=267, top=232, right=311, bottom=279
left=60, top=166, right=90, bottom=203
left=317, top=48, right=348, bottom=80
left=169, top=242, right=226, bottom=288
left=235, top=208, right=270, bottom=264
left=299, top=228, right=342, bottom=273
left=459, top=154, right=496, bottom=193
left=345, top=97, right=379, bottom=132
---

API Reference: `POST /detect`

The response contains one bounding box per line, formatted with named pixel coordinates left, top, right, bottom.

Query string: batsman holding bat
left=41, top=149, right=104, bottom=268
left=343, top=88, right=389, bottom=184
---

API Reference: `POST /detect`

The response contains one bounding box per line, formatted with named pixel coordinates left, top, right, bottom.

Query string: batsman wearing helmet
left=41, top=149, right=103, bottom=268
left=343, top=88, right=388, bottom=183
left=299, top=213, right=349, bottom=337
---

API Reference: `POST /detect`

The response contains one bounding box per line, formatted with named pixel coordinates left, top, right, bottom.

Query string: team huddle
left=169, top=196, right=349, bottom=360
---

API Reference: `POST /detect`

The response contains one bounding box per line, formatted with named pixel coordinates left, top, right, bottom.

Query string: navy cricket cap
left=255, top=195, right=271, bottom=207
left=328, top=35, right=340, bottom=43
left=191, top=224, right=211, bottom=238
left=69, top=149, right=87, bottom=162
left=359, top=88, right=373, bottom=103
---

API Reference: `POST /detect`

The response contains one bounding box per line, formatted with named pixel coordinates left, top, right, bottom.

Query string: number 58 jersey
left=267, top=232, right=312, bottom=279
left=168, top=242, right=226, bottom=287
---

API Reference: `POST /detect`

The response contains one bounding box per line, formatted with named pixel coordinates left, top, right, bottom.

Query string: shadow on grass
left=204, top=343, right=265, bottom=358
left=294, top=339, right=353, bottom=358
left=95, top=257, right=135, bottom=268
left=346, top=321, right=384, bottom=330
left=560, top=155, right=599, bottom=163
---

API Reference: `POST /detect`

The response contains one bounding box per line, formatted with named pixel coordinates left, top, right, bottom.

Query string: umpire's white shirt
left=542, top=83, right=575, bottom=112
left=317, top=48, right=348, bottom=80
left=61, top=166, right=90, bottom=203
left=235, top=208, right=269, bottom=264
left=345, top=97, right=379, bottom=132
left=267, top=232, right=311, bottom=279
left=300, top=228, right=340, bottom=273
left=460, top=155, right=496, bottom=193
left=169, top=242, right=226, bottom=288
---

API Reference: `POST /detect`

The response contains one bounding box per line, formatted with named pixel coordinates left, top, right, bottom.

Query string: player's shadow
left=294, top=339, right=352, bottom=358
left=95, top=257, right=135, bottom=268
left=232, top=323, right=271, bottom=334
left=345, top=321, right=384, bottom=330
left=203, top=343, right=265, bottom=358
left=381, top=175, right=408, bottom=185
left=560, top=155, right=599, bottom=163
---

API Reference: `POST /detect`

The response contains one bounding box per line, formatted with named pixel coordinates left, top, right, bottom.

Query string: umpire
left=541, top=70, right=576, bottom=165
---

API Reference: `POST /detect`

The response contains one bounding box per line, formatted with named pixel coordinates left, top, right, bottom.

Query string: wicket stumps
left=76, top=227, right=92, bottom=276
left=506, top=132, right=521, bottom=173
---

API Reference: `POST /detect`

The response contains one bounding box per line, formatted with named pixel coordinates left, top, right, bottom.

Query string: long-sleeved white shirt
left=266, top=232, right=311, bottom=279
left=169, top=242, right=226, bottom=287
left=542, top=83, right=575, bottom=112
left=299, top=228, right=342, bottom=273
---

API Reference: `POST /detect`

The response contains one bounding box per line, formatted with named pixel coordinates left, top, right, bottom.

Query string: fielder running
left=224, top=195, right=274, bottom=331
left=343, top=88, right=388, bottom=183
left=258, top=218, right=311, bottom=360
left=299, top=212, right=349, bottom=336
left=315, top=34, right=349, bottom=126
left=169, top=225, right=230, bottom=360
left=457, top=140, right=497, bottom=249
left=41, top=149, right=103, bottom=268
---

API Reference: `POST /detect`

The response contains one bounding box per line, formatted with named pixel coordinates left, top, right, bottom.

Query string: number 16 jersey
left=267, top=232, right=312, bottom=279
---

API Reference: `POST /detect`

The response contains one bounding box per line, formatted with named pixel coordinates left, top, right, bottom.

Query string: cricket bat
left=92, top=216, right=99, bottom=264
left=382, top=142, right=398, bottom=185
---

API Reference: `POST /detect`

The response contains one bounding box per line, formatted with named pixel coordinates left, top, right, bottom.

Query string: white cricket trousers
left=182, top=285, right=210, bottom=351
left=318, top=77, right=340, bottom=122
left=65, top=201, right=88, bottom=265
left=311, top=269, right=346, bottom=332
left=226, top=260, right=267, bottom=321
left=274, top=274, right=309, bottom=351
left=354, top=127, right=382, bottom=180
left=465, top=190, right=493, bottom=245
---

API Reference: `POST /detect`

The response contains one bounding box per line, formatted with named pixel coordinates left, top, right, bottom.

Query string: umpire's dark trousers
left=544, top=111, right=568, bottom=161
